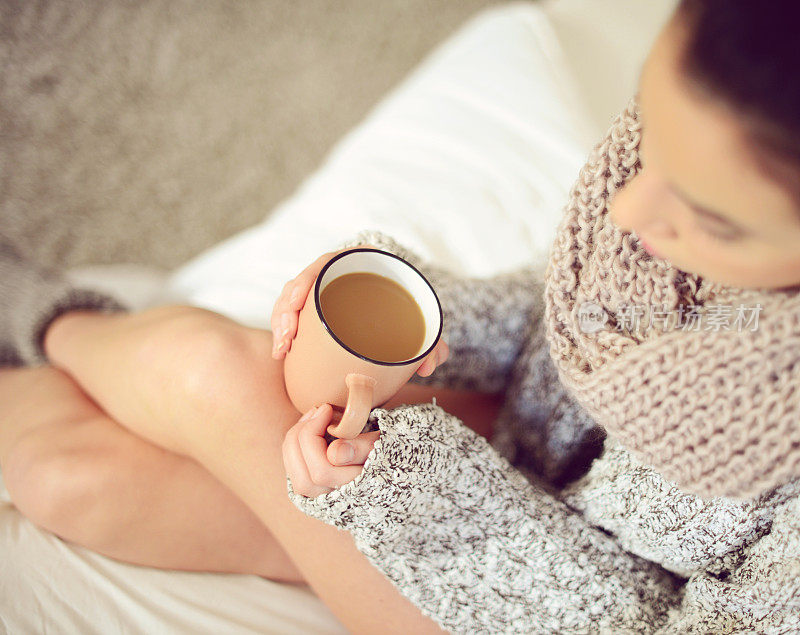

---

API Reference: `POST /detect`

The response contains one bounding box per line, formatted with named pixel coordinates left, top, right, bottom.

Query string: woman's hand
left=270, top=246, right=450, bottom=377
left=283, top=402, right=380, bottom=497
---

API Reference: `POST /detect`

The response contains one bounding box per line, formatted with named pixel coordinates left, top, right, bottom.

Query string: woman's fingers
left=293, top=251, right=337, bottom=300
left=271, top=244, right=384, bottom=359
left=271, top=251, right=341, bottom=359
left=416, top=339, right=449, bottom=377
left=282, top=411, right=333, bottom=497
left=297, top=403, right=367, bottom=489
left=271, top=275, right=313, bottom=358
left=327, top=430, right=381, bottom=466
left=270, top=280, right=296, bottom=357
left=416, top=353, right=435, bottom=377
left=438, top=340, right=450, bottom=364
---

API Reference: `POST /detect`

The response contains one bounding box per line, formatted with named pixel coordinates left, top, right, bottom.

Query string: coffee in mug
left=319, top=272, right=426, bottom=363
left=282, top=246, right=444, bottom=439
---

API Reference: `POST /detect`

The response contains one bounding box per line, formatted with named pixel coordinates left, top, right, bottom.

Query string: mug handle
left=327, top=373, right=377, bottom=440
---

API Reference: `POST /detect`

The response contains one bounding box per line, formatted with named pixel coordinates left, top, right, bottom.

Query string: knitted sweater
left=285, top=100, right=800, bottom=632
left=281, top=230, right=800, bottom=634
left=544, top=99, right=800, bottom=500
left=0, top=237, right=129, bottom=368
left=2, top=103, right=800, bottom=633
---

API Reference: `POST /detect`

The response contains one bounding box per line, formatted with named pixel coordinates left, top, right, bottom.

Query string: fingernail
left=300, top=406, right=318, bottom=422
left=290, top=287, right=300, bottom=305
left=280, top=313, right=290, bottom=338
left=336, top=442, right=355, bottom=464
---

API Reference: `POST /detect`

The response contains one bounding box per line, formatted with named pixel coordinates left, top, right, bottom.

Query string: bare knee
left=4, top=423, right=113, bottom=541
left=1, top=366, right=109, bottom=536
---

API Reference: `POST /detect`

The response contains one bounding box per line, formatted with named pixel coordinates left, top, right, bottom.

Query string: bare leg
left=186, top=357, right=452, bottom=633
left=0, top=365, right=304, bottom=583
left=0, top=364, right=498, bottom=585
left=20, top=310, right=481, bottom=633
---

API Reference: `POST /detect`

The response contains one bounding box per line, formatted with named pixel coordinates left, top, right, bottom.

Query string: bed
left=0, top=2, right=675, bottom=631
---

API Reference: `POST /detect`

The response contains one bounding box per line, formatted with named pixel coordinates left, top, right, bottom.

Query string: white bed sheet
left=1, top=3, right=615, bottom=632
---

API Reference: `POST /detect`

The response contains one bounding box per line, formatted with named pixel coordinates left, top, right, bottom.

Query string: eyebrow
left=668, top=184, right=749, bottom=235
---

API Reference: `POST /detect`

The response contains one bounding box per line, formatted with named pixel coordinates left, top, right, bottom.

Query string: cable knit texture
left=286, top=99, right=800, bottom=633
left=3, top=99, right=800, bottom=633
left=544, top=97, right=800, bottom=499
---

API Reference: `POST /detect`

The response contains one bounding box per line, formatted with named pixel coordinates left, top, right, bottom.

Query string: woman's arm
left=288, top=401, right=800, bottom=633
left=287, top=401, right=687, bottom=633
left=337, top=230, right=546, bottom=394
left=654, top=495, right=800, bottom=633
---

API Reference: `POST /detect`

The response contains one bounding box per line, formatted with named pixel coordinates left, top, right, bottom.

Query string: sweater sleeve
left=0, top=237, right=130, bottom=367
left=653, top=495, right=800, bottom=633
left=335, top=230, right=546, bottom=394
left=287, top=402, right=687, bottom=633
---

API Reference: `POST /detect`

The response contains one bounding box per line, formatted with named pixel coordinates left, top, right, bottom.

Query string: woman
left=2, top=0, right=799, bottom=632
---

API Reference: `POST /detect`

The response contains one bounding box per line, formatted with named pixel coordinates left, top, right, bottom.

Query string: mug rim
left=314, top=247, right=444, bottom=367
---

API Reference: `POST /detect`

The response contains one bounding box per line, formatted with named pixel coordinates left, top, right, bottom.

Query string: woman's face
left=608, top=16, right=800, bottom=290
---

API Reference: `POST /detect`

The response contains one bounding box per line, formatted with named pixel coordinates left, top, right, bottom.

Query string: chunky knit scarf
left=544, top=97, right=800, bottom=500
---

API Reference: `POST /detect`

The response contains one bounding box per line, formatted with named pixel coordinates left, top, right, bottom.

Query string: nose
left=608, top=171, right=678, bottom=239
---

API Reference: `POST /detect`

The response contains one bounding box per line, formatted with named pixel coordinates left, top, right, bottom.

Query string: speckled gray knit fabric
left=294, top=402, right=689, bottom=633
left=544, top=99, right=800, bottom=500
left=2, top=128, right=799, bottom=633
left=287, top=227, right=800, bottom=633
left=285, top=113, right=800, bottom=631
left=0, top=235, right=130, bottom=367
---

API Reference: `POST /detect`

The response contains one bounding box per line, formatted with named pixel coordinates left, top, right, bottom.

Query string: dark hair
left=677, top=0, right=800, bottom=206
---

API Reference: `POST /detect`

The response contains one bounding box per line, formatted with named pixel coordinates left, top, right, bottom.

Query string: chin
left=694, top=270, right=770, bottom=290
left=659, top=255, right=796, bottom=290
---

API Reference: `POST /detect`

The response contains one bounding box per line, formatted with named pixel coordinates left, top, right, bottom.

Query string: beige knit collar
left=544, top=97, right=800, bottom=500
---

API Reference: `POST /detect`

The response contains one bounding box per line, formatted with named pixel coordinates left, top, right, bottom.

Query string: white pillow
left=1, top=4, right=598, bottom=633
left=155, top=2, right=597, bottom=329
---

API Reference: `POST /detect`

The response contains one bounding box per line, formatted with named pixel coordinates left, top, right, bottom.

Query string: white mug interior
left=315, top=248, right=443, bottom=365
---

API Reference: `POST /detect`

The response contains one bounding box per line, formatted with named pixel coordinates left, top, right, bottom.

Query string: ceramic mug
left=282, top=247, right=444, bottom=440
